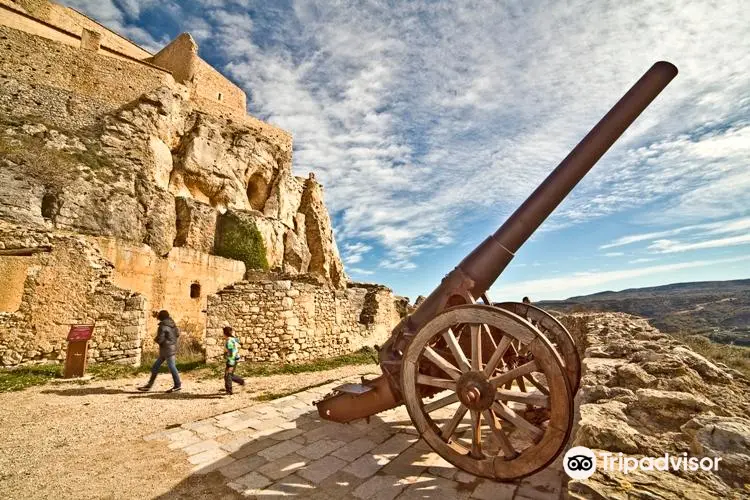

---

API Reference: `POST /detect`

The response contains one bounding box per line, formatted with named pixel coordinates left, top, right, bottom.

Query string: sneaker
left=166, top=386, right=182, bottom=393
left=238, top=379, right=246, bottom=386
left=137, top=385, right=152, bottom=392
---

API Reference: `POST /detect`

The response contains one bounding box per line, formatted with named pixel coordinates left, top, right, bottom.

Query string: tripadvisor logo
left=563, top=446, right=597, bottom=479
left=562, top=447, right=722, bottom=479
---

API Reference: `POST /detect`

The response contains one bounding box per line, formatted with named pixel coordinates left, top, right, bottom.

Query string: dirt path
left=0, top=364, right=381, bottom=500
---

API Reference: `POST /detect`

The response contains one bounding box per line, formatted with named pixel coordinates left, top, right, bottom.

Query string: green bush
left=214, top=211, right=269, bottom=271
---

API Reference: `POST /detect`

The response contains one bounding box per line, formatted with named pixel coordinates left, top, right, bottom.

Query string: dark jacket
left=155, top=317, right=180, bottom=358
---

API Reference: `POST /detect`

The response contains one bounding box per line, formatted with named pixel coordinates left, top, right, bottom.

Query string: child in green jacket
left=223, top=326, right=245, bottom=395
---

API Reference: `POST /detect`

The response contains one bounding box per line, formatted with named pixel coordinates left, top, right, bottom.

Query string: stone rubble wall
left=0, top=24, right=175, bottom=130
left=204, top=279, right=403, bottom=363
left=0, top=223, right=147, bottom=366
left=559, top=312, right=750, bottom=499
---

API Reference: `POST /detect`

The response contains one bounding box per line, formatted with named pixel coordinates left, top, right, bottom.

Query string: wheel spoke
left=495, top=389, right=549, bottom=408
left=470, top=410, right=483, bottom=458
left=489, top=360, right=539, bottom=389
left=423, top=346, right=462, bottom=380
left=492, top=402, right=544, bottom=441
left=470, top=325, right=482, bottom=371
left=483, top=336, right=512, bottom=377
left=516, top=376, right=527, bottom=392
left=424, top=393, right=459, bottom=413
left=524, top=373, right=550, bottom=395
left=441, top=404, right=468, bottom=440
left=483, top=410, right=517, bottom=459
left=482, top=324, right=497, bottom=350
left=442, top=328, right=470, bottom=372
left=417, top=374, right=456, bottom=390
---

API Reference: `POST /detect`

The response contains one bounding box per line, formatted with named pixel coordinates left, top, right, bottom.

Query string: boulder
left=574, top=401, right=643, bottom=453
left=681, top=415, right=750, bottom=486
left=173, top=197, right=217, bottom=253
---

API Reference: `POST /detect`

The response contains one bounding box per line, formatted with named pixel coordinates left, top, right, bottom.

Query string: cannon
left=315, top=61, right=678, bottom=481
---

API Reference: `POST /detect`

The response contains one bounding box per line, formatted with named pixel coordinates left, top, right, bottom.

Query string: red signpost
left=64, top=324, right=95, bottom=378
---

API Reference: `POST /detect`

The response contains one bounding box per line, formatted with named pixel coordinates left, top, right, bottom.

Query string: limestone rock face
left=174, top=197, right=216, bottom=253
left=0, top=83, right=347, bottom=286
left=681, top=415, right=750, bottom=486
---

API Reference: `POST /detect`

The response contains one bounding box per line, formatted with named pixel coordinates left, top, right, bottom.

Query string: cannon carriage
left=315, top=61, right=678, bottom=481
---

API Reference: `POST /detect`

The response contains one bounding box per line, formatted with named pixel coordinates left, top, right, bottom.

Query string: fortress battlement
left=0, top=0, right=290, bottom=143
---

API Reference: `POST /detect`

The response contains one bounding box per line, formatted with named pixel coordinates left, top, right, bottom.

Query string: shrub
left=214, top=211, right=269, bottom=271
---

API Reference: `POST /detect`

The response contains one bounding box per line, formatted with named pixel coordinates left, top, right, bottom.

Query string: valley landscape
left=538, top=279, right=750, bottom=346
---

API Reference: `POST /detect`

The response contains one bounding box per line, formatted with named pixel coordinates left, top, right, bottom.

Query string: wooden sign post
left=63, top=324, right=95, bottom=378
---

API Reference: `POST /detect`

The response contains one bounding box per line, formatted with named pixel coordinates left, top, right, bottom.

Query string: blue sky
left=64, top=0, right=750, bottom=301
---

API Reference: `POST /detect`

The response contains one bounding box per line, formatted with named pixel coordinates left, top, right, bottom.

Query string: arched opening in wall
left=246, top=173, right=270, bottom=212
left=217, top=92, right=223, bottom=102
left=41, top=193, right=58, bottom=221
left=190, top=283, right=201, bottom=299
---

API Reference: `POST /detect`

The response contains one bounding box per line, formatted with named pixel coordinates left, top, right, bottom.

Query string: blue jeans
left=147, top=355, right=181, bottom=388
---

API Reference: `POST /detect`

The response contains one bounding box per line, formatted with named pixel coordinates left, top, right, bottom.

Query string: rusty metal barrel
left=409, top=61, right=678, bottom=330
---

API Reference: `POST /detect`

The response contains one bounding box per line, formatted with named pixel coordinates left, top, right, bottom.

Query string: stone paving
left=145, top=378, right=568, bottom=499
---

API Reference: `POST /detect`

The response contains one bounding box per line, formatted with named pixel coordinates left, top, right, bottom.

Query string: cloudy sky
left=64, top=0, right=750, bottom=301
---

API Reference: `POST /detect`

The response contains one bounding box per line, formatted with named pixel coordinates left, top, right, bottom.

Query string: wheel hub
left=456, top=371, right=494, bottom=410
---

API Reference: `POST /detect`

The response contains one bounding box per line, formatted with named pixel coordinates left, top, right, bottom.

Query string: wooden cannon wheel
left=494, top=302, right=581, bottom=395
left=400, top=304, right=574, bottom=481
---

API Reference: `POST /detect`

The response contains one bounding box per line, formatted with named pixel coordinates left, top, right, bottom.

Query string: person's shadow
left=41, top=387, right=225, bottom=399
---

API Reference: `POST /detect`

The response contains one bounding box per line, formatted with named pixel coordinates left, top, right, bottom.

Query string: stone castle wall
left=204, top=279, right=403, bottom=363
left=0, top=24, right=174, bottom=129
left=192, top=58, right=246, bottom=115
left=1, top=1, right=251, bottom=120
left=1, top=0, right=152, bottom=59
left=0, top=224, right=147, bottom=366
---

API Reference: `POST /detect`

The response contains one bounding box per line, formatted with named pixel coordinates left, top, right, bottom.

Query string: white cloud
left=342, top=242, right=373, bottom=264
left=629, top=257, right=657, bottom=264
left=648, top=234, right=750, bottom=254
left=597, top=215, right=750, bottom=259
left=493, top=255, right=750, bottom=300
left=604, top=252, right=624, bottom=257
left=380, top=259, right=418, bottom=271
left=347, top=267, right=375, bottom=275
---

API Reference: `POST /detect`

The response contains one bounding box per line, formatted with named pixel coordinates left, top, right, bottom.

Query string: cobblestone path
left=145, top=378, right=567, bottom=499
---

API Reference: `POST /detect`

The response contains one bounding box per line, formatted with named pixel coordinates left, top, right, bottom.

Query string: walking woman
left=223, top=326, right=245, bottom=395
left=138, top=310, right=181, bottom=393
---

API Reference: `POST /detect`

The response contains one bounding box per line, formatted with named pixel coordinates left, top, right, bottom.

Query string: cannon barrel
left=408, top=61, right=678, bottom=330
left=316, top=61, right=678, bottom=423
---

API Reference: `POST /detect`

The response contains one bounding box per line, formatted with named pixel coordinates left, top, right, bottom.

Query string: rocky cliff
left=0, top=84, right=346, bottom=286
left=561, top=312, right=749, bottom=499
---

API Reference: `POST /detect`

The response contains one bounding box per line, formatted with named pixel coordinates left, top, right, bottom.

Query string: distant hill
left=536, top=279, right=750, bottom=346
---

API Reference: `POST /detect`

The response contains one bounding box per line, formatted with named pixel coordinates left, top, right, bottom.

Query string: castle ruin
left=0, top=0, right=406, bottom=366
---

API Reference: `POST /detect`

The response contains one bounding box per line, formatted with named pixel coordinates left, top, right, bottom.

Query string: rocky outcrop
left=561, top=313, right=750, bottom=499
left=0, top=83, right=346, bottom=286
left=299, top=176, right=346, bottom=288
left=174, top=197, right=217, bottom=253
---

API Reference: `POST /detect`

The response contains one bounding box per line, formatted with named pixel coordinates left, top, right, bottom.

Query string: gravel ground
left=0, top=364, right=381, bottom=500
